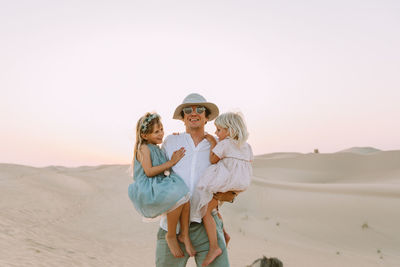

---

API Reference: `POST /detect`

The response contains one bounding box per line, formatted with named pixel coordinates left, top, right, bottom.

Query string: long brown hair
left=132, top=112, right=161, bottom=168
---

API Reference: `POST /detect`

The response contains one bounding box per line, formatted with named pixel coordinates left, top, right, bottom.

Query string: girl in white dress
left=195, top=112, right=253, bottom=266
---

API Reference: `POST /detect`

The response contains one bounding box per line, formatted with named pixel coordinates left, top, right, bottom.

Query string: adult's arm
left=213, top=191, right=238, bottom=203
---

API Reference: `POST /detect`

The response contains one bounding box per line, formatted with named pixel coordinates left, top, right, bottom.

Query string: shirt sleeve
left=212, top=140, right=226, bottom=159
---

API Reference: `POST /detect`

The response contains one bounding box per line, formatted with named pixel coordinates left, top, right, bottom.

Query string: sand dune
left=252, top=150, right=400, bottom=183
left=254, top=152, right=303, bottom=160
left=1, top=149, right=399, bottom=266
left=337, top=147, right=382, bottom=155
left=0, top=164, right=148, bottom=266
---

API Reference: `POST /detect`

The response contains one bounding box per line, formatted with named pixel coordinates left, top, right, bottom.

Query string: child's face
left=215, top=124, right=229, bottom=141
left=142, top=123, right=164, bottom=145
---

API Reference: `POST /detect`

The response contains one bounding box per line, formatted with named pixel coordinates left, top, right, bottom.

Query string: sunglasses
left=183, top=106, right=206, bottom=115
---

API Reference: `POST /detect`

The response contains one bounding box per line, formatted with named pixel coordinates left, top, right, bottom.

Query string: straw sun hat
left=173, top=93, right=219, bottom=121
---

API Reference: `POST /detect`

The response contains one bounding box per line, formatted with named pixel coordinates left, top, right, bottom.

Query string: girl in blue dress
left=128, top=112, right=196, bottom=258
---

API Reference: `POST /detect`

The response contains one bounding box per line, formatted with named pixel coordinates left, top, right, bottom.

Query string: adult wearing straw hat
left=156, top=93, right=230, bottom=267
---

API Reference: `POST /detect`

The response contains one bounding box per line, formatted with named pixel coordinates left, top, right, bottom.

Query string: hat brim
left=173, top=102, right=219, bottom=121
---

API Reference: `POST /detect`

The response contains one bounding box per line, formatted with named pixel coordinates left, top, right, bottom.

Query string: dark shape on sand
left=247, top=256, right=283, bottom=267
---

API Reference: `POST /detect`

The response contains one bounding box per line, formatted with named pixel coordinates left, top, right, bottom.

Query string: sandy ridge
left=1, top=149, right=399, bottom=266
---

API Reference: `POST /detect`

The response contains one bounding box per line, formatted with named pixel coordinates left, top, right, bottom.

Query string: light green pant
left=155, top=213, right=230, bottom=267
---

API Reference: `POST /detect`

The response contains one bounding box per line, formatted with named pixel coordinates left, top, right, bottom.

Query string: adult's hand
left=213, top=191, right=237, bottom=203
left=204, top=133, right=217, bottom=146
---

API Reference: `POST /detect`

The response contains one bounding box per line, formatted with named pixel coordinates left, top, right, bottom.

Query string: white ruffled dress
left=194, top=138, right=253, bottom=216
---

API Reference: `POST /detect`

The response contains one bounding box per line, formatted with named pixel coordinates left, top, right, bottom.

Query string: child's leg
left=166, top=205, right=185, bottom=258
left=217, top=212, right=230, bottom=246
left=202, top=198, right=222, bottom=266
left=178, top=202, right=196, bottom=256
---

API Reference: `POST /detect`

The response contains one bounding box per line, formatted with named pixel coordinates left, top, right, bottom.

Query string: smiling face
left=141, top=122, right=164, bottom=145
left=183, top=105, right=207, bottom=131
left=215, top=124, right=230, bottom=141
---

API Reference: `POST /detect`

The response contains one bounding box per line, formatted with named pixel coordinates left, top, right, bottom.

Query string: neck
left=186, top=127, right=205, bottom=146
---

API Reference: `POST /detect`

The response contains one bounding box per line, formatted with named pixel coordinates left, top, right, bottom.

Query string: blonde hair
left=214, top=112, right=249, bottom=145
left=132, top=112, right=161, bottom=168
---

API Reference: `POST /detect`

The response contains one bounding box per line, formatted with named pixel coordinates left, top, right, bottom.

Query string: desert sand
left=1, top=147, right=399, bottom=266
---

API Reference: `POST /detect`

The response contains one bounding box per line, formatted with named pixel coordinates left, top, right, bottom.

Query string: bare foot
left=178, top=234, right=196, bottom=257
left=223, top=230, right=230, bottom=246
left=166, top=234, right=184, bottom=258
left=202, top=247, right=222, bottom=266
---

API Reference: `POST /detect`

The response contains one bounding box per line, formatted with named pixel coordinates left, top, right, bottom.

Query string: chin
left=189, top=124, right=202, bottom=129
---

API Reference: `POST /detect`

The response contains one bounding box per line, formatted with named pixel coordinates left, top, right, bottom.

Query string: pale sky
left=1, top=0, right=399, bottom=167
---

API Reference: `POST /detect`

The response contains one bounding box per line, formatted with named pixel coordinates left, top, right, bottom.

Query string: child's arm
left=139, top=145, right=185, bottom=177
left=204, top=134, right=220, bottom=164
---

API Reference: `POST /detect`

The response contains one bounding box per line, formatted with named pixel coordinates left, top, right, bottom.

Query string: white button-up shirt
left=161, top=133, right=211, bottom=231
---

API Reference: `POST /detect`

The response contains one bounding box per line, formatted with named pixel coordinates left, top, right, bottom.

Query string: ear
left=141, top=133, right=147, bottom=140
